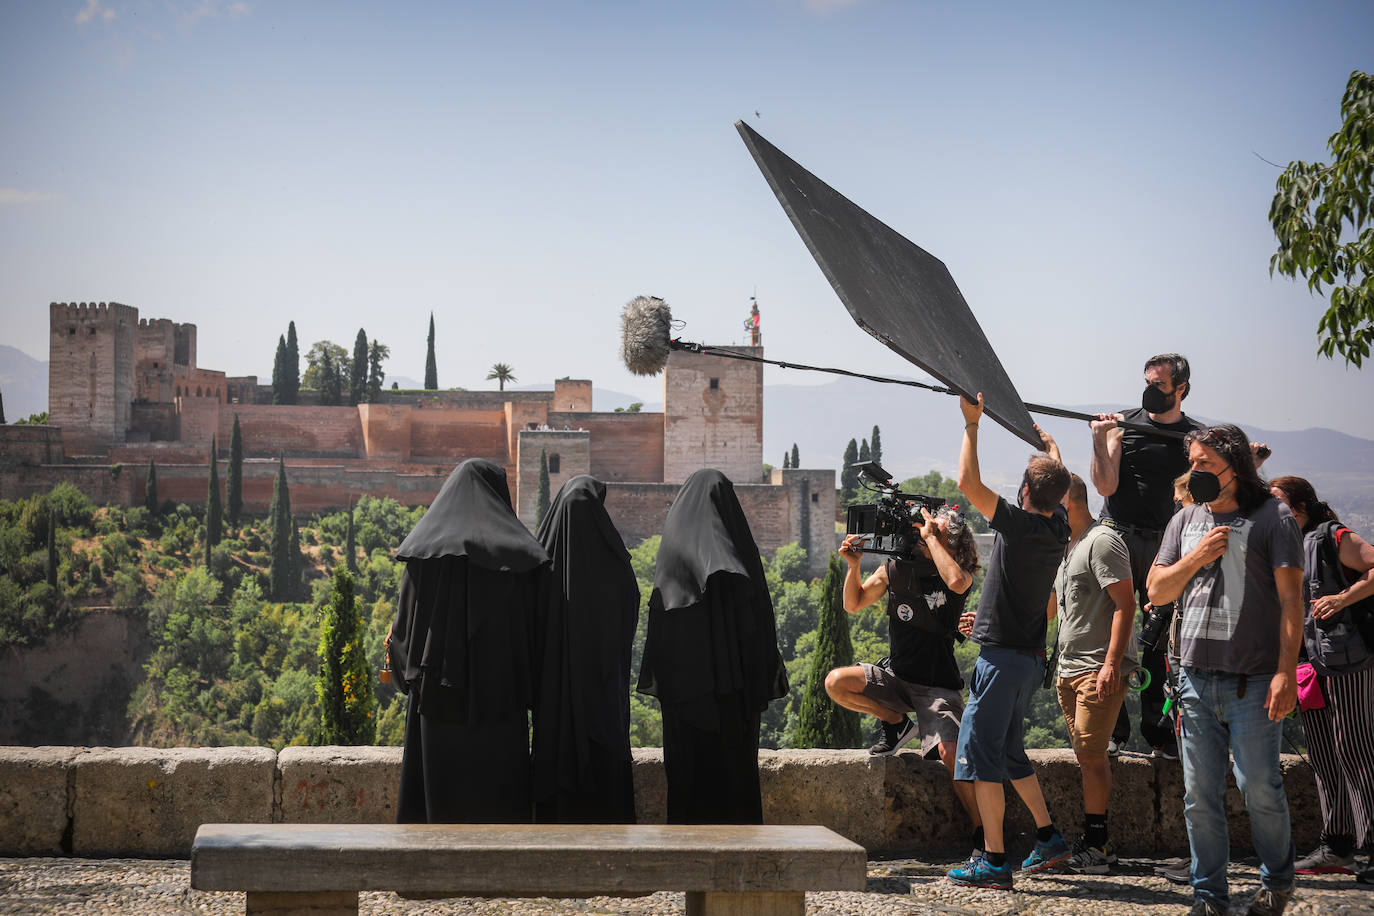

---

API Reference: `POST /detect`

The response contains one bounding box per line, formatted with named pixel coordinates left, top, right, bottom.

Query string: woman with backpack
left=1269, top=476, right=1374, bottom=885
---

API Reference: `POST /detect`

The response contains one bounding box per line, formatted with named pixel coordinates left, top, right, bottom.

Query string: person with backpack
left=1269, top=476, right=1374, bottom=886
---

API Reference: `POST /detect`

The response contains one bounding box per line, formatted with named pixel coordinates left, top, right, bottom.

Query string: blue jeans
left=1178, top=667, right=1295, bottom=908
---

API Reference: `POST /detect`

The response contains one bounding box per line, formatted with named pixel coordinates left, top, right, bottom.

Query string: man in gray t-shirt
left=1050, top=474, right=1137, bottom=872
left=1148, top=425, right=1303, bottom=916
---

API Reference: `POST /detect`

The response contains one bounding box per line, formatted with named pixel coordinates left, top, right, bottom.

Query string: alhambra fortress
left=0, top=302, right=835, bottom=572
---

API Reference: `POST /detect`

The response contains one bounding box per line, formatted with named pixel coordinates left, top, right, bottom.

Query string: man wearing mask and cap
left=1089, top=353, right=1204, bottom=759
left=1147, top=424, right=1303, bottom=916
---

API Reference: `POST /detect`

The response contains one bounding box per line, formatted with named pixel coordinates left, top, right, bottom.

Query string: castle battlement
left=50, top=302, right=138, bottom=323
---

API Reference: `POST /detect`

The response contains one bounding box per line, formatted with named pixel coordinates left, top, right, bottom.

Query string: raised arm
left=839, top=533, right=888, bottom=613
left=918, top=508, right=973, bottom=594
left=1090, top=414, right=1125, bottom=498
left=957, top=393, right=999, bottom=521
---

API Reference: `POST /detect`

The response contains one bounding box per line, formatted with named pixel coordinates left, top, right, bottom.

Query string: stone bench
left=190, top=822, right=868, bottom=915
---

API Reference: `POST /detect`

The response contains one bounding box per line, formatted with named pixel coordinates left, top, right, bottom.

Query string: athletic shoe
left=1356, top=865, right=1374, bottom=887
left=1020, top=832, right=1071, bottom=873
left=1189, top=900, right=1225, bottom=916
left=868, top=716, right=917, bottom=757
left=1244, top=886, right=1293, bottom=916
left=1294, top=842, right=1355, bottom=874
left=1068, top=837, right=1118, bottom=874
left=1152, top=745, right=1179, bottom=760
left=947, top=853, right=1014, bottom=890
left=1106, top=739, right=1122, bottom=757
left=1154, top=858, right=1191, bottom=884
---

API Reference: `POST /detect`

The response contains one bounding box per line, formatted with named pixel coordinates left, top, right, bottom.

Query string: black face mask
left=1142, top=385, right=1176, bottom=414
left=1187, top=469, right=1224, bottom=504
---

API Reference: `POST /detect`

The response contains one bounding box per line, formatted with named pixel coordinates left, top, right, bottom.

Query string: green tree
left=145, top=460, right=159, bottom=516
left=536, top=449, right=551, bottom=528
left=316, top=565, right=375, bottom=745
left=285, top=321, right=300, bottom=404
left=791, top=555, right=861, bottom=748
left=782, top=451, right=790, bottom=469
left=269, top=456, right=294, bottom=599
left=45, top=509, right=57, bottom=589
left=859, top=438, right=871, bottom=464
left=840, top=439, right=859, bottom=504
left=1270, top=70, right=1374, bottom=366
left=349, top=329, right=368, bottom=406
left=304, top=341, right=349, bottom=405
left=227, top=414, right=243, bottom=530
left=271, top=335, right=288, bottom=404
left=870, top=426, right=882, bottom=467
left=487, top=362, right=517, bottom=391
left=0, top=390, right=6, bottom=424
left=424, top=313, right=438, bottom=390
left=344, top=500, right=357, bottom=574
left=791, top=442, right=800, bottom=469
left=205, top=437, right=222, bottom=567
left=366, top=340, right=389, bottom=403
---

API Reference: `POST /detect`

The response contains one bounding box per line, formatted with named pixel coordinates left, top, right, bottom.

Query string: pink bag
left=1296, top=662, right=1325, bottom=712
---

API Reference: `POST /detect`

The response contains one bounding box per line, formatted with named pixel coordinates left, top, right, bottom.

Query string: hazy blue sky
left=3, top=0, right=1371, bottom=439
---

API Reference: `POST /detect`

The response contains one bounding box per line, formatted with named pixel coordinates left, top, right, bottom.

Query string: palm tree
left=486, top=363, right=517, bottom=391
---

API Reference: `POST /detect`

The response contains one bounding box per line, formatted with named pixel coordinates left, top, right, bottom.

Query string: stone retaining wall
left=0, top=746, right=1321, bottom=860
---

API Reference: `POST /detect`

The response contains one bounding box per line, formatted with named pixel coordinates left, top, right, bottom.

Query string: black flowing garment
left=636, top=469, right=788, bottom=824
left=532, top=475, right=639, bottom=823
left=389, top=458, right=549, bottom=824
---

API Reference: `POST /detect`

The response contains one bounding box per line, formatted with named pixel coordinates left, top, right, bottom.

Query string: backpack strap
left=1316, top=520, right=1353, bottom=591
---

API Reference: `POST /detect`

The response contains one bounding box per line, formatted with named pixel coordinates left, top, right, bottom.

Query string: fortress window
left=811, top=493, right=819, bottom=503
left=68, top=327, right=76, bottom=335
left=709, top=378, right=719, bottom=390
left=89, top=327, right=96, bottom=335
left=549, top=454, right=561, bottom=473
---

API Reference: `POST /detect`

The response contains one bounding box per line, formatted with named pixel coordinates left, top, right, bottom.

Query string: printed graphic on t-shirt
left=1178, top=514, right=1253, bottom=642
left=897, top=590, right=946, bottom=623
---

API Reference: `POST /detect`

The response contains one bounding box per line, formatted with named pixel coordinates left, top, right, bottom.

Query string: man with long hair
left=1148, top=424, right=1303, bottom=916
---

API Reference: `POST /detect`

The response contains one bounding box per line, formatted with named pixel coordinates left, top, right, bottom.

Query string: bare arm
left=1096, top=578, right=1137, bottom=698
left=957, top=393, right=999, bottom=521
left=918, top=508, right=973, bottom=594
left=1035, top=423, right=1061, bottom=465
left=1265, top=565, right=1304, bottom=721
left=839, top=534, right=888, bottom=613
left=1148, top=526, right=1231, bottom=606
left=1046, top=590, right=1057, bottom=622
left=1090, top=414, right=1125, bottom=498
left=1312, top=530, right=1374, bottom=619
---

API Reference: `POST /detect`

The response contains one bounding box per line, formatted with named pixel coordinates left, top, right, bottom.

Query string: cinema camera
left=843, top=461, right=946, bottom=559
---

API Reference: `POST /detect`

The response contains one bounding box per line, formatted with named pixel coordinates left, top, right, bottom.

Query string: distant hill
left=0, top=346, right=46, bottom=421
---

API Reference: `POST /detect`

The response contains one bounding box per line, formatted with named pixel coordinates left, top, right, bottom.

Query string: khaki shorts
left=1057, top=670, right=1128, bottom=758
left=859, top=662, right=964, bottom=756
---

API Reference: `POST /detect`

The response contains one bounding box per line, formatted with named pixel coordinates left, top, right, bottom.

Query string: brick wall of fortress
left=48, top=302, right=138, bottom=454
left=551, top=412, right=664, bottom=483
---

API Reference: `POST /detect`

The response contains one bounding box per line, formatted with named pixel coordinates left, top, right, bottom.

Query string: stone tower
left=49, top=302, right=139, bottom=455
left=662, top=345, right=763, bottom=485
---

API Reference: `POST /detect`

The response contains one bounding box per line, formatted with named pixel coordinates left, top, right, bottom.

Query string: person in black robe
left=532, top=475, right=639, bottom=823
left=636, top=468, right=788, bottom=824
left=389, top=458, right=549, bottom=824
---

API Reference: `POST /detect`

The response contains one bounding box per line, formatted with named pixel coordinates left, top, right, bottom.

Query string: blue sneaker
left=947, top=853, right=1014, bottom=890
left=1020, top=832, right=1071, bottom=873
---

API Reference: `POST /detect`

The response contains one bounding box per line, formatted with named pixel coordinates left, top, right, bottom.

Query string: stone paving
left=2, top=856, right=1373, bottom=915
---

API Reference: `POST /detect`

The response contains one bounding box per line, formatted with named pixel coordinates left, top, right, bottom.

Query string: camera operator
left=825, top=502, right=983, bottom=855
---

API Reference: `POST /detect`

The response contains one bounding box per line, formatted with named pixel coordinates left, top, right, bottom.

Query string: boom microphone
left=620, top=295, right=675, bottom=376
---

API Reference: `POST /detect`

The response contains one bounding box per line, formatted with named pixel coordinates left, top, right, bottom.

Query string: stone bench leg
left=245, top=891, right=359, bottom=916
left=686, top=890, right=805, bottom=916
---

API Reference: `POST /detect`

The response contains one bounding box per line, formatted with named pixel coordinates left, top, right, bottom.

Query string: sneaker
left=1068, top=837, right=1118, bottom=875
left=1294, top=842, right=1355, bottom=874
left=1020, top=832, right=1071, bottom=873
left=1152, top=745, right=1179, bottom=760
left=1189, top=900, right=1225, bottom=916
left=1245, top=886, right=1293, bottom=916
left=868, top=716, right=917, bottom=756
left=1107, top=739, right=1122, bottom=757
left=1357, top=865, right=1374, bottom=887
left=1155, top=858, right=1191, bottom=884
left=947, top=853, right=1014, bottom=890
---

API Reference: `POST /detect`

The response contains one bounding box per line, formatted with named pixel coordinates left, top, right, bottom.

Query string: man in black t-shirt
left=825, top=503, right=983, bottom=851
left=1090, top=353, right=1204, bottom=758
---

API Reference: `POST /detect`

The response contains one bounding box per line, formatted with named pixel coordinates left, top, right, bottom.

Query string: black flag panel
left=736, top=121, right=1042, bottom=449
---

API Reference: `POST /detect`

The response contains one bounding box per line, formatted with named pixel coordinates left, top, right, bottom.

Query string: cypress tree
left=145, top=461, right=159, bottom=516
left=288, top=514, right=302, bottom=601
left=870, top=425, right=882, bottom=468
left=227, top=414, right=243, bottom=530
left=320, top=350, right=342, bottom=406
left=791, top=442, right=800, bottom=469
left=349, top=329, right=368, bottom=406
left=536, top=449, right=551, bottom=528
left=366, top=340, right=388, bottom=403
left=782, top=451, right=790, bottom=469
left=285, top=321, right=300, bottom=404
left=841, top=438, right=859, bottom=503
left=316, top=565, right=376, bottom=745
left=271, top=335, right=288, bottom=404
left=345, top=499, right=357, bottom=574
left=0, top=389, right=6, bottom=424
left=46, top=508, right=58, bottom=589
left=859, top=438, right=871, bottom=464
left=205, top=437, right=222, bottom=567
left=792, top=555, right=862, bottom=749
left=424, top=313, right=438, bottom=390
left=269, top=455, right=293, bottom=599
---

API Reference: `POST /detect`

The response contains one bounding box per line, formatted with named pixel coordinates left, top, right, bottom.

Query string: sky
left=2, top=0, right=1372, bottom=439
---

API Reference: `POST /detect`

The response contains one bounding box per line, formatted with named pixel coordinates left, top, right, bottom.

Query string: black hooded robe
left=636, top=469, right=788, bottom=825
left=532, top=475, right=639, bottom=823
left=389, top=458, right=549, bottom=824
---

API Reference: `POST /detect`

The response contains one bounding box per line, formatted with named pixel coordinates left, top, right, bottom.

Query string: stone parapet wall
left=0, top=746, right=1321, bottom=859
